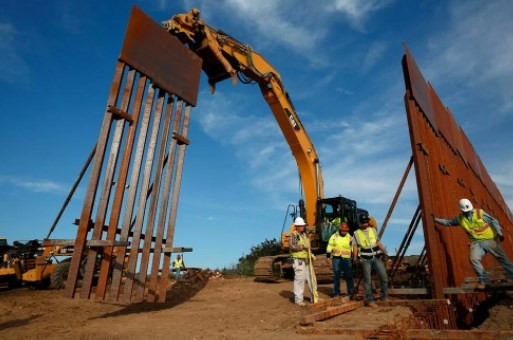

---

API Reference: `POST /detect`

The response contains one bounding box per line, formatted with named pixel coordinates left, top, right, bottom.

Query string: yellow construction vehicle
left=0, top=237, right=76, bottom=289
left=0, top=237, right=22, bottom=289
left=164, top=10, right=376, bottom=281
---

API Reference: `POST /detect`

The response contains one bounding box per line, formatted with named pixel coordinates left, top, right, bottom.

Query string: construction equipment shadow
left=89, top=276, right=209, bottom=319
left=0, top=314, right=42, bottom=332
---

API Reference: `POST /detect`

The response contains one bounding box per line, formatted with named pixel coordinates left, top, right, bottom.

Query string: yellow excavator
left=164, top=9, right=374, bottom=281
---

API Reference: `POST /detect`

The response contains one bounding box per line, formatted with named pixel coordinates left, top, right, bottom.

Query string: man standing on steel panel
left=353, top=213, right=388, bottom=307
left=433, top=198, right=513, bottom=289
left=326, top=222, right=354, bottom=298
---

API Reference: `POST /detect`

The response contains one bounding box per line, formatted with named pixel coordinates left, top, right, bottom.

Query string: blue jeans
left=361, top=257, right=388, bottom=302
left=175, top=269, right=182, bottom=279
left=332, top=257, right=354, bottom=296
left=470, top=239, right=513, bottom=283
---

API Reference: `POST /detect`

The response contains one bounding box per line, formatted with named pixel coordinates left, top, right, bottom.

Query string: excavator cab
left=316, top=197, right=358, bottom=237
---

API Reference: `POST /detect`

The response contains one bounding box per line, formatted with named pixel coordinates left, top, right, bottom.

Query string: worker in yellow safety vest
left=173, top=255, right=185, bottom=279
left=289, top=217, right=316, bottom=306
left=433, top=198, right=513, bottom=289
left=326, top=222, right=354, bottom=297
left=353, top=213, right=388, bottom=308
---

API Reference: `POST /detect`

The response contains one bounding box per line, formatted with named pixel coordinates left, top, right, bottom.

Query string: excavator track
left=312, top=254, right=334, bottom=282
left=253, top=256, right=286, bottom=282
left=253, top=254, right=334, bottom=282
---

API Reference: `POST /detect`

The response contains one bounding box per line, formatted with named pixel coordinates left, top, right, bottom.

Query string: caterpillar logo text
left=285, top=108, right=300, bottom=131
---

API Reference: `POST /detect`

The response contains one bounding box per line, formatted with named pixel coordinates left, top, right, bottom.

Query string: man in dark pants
left=326, top=222, right=354, bottom=298
left=353, top=213, right=388, bottom=307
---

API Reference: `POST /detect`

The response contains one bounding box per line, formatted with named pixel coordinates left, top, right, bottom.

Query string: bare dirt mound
left=477, top=295, right=513, bottom=331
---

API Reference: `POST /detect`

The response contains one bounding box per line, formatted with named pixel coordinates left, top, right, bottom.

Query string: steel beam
left=64, top=61, right=124, bottom=299
left=158, top=104, right=192, bottom=302
left=300, top=301, right=364, bottom=325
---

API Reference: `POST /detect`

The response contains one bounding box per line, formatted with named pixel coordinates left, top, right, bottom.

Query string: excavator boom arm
left=164, top=9, right=324, bottom=227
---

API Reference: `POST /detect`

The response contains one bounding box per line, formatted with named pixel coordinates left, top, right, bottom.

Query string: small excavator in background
left=164, top=9, right=376, bottom=281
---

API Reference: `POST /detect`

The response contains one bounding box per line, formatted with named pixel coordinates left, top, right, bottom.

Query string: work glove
left=497, top=235, right=505, bottom=242
left=326, top=252, right=331, bottom=259
left=311, top=254, right=316, bottom=261
left=431, top=214, right=442, bottom=224
left=303, top=243, right=310, bottom=250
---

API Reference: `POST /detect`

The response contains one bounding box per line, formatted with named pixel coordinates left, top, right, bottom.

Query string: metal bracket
left=43, top=239, right=130, bottom=247
left=416, top=142, right=429, bottom=156
left=108, top=105, right=134, bottom=123
left=439, top=164, right=450, bottom=175
left=173, top=132, right=190, bottom=145
left=457, top=178, right=466, bottom=187
left=162, top=247, right=193, bottom=253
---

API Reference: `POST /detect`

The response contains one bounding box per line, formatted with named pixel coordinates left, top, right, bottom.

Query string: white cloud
left=194, top=90, right=297, bottom=199
left=0, top=176, right=67, bottom=194
left=194, top=86, right=415, bottom=212
left=323, top=156, right=416, bottom=204
left=0, top=21, right=29, bottom=84
left=321, top=114, right=406, bottom=157
left=361, top=41, right=387, bottom=72
left=323, top=0, right=395, bottom=31
left=425, top=0, right=513, bottom=112
left=336, top=88, right=354, bottom=96
left=419, top=0, right=513, bottom=215
left=179, top=0, right=393, bottom=66
left=224, top=0, right=322, bottom=51
left=487, top=153, right=513, bottom=213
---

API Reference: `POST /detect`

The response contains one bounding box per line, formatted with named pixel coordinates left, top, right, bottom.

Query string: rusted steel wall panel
left=66, top=6, right=199, bottom=303
left=120, top=6, right=202, bottom=106
left=402, top=44, right=513, bottom=311
left=402, top=45, right=438, bottom=132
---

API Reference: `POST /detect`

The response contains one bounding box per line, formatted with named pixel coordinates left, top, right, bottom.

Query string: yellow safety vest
left=174, top=258, right=183, bottom=269
left=459, top=209, right=495, bottom=241
left=355, top=228, right=378, bottom=248
left=354, top=228, right=382, bottom=259
left=327, top=232, right=352, bottom=258
left=290, top=231, right=309, bottom=259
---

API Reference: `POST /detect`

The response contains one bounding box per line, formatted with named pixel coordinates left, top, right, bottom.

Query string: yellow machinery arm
left=164, top=9, right=324, bottom=227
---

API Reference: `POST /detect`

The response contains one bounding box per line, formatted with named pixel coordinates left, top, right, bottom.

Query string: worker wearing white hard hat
left=433, top=198, right=513, bottom=289
left=289, top=217, right=316, bottom=306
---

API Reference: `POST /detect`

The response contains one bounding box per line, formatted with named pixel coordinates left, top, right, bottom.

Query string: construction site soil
left=1, top=276, right=512, bottom=339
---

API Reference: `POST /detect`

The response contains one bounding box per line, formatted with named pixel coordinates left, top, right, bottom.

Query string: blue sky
left=1, top=0, right=512, bottom=269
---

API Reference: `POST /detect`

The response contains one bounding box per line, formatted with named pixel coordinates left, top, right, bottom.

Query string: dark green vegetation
left=221, top=239, right=281, bottom=276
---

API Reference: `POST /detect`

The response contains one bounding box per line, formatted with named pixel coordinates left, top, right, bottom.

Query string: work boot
left=365, top=301, right=378, bottom=308
left=296, top=301, right=307, bottom=307
left=476, top=282, right=487, bottom=290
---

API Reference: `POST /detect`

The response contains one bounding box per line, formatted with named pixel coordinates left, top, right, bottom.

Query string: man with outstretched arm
left=433, top=198, right=513, bottom=289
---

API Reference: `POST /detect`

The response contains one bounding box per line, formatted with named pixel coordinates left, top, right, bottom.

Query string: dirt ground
left=1, top=277, right=513, bottom=339
left=0, top=278, right=322, bottom=339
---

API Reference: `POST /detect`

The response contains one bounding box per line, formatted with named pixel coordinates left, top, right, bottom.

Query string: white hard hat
left=458, top=198, right=473, bottom=212
left=294, top=217, right=306, bottom=226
